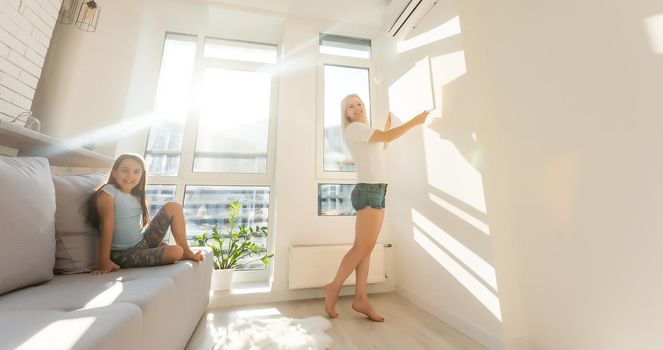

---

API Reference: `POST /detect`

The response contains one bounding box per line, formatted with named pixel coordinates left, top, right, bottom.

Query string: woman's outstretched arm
left=369, top=110, right=430, bottom=144
left=383, top=112, right=393, bottom=149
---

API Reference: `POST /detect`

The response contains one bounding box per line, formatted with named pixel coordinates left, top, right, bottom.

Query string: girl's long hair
left=86, top=153, right=149, bottom=229
left=340, top=94, right=361, bottom=129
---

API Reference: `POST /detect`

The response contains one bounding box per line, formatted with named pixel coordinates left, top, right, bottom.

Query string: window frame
left=182, top=184, right=272, bottom=273
left=315, top=35, right=376, bottom=181
left=143, top=32, right=199, bottom=177
left=144, top=32, right=279, bottom=280
left=317, top=182, right=357, bottom=216
left=319, top=33, right=372, bottom=59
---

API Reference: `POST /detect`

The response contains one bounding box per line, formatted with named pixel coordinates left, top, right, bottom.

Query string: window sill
left=212, top=280, right=271, bottom=296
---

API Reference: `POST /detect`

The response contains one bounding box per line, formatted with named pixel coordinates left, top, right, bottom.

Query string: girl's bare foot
left=183, top=250, right=204, bottom=262
left=352, top=297, right=384, bottom=322
left=324, top=283, right=340, bottom=318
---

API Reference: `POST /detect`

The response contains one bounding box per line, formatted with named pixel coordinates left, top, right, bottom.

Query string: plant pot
left=211, top=268, right=234, bottom=291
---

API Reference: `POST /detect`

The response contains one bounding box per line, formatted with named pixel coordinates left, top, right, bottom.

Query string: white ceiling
left=207, top=0, right=391, bottom=28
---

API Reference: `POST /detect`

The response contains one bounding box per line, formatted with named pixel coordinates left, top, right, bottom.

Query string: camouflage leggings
left=110, top=207, right=172, bottom=268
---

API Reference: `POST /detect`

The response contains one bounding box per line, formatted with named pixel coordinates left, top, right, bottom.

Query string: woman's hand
left=91, top=259, right=120, bottom=275
left=412, top=110, right=430, bottom=126
left=383, top=112, right=393, bottom=149
left=369, top=110, right=430, bottom=144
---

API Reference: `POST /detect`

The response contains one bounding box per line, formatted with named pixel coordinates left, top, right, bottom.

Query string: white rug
left=213, top=316, right=333, bottom=350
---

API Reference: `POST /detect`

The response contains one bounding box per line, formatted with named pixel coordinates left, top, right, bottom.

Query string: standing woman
left=324, top=94, right=429, bottom=321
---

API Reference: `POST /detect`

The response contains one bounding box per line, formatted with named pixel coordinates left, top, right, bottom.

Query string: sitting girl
left=87, top=153, right=204, bottom=275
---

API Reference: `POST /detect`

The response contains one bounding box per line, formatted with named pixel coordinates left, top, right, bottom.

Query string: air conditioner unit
left=386, top=0, right=438, bottom=39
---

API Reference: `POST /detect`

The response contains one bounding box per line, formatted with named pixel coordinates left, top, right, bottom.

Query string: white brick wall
left=0, top=0, right=58, bottom=123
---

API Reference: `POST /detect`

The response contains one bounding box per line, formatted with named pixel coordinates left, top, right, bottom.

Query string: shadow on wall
left=383, top=0, right=504, bottom=340
left=428, top=74, right=485, bottom=173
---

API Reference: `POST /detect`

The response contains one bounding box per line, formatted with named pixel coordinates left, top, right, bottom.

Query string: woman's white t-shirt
left=343, top=122, right=387, bottom=184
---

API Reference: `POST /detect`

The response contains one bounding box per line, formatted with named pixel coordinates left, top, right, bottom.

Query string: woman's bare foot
left=183, top=250, right=204, bottom=262
left=352, top=297, right=384, bottom=322
left=324, top=283, right=340, bottom=318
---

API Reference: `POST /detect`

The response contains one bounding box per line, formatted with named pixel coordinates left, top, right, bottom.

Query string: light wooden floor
left=186, top=292, right=487, bottom=350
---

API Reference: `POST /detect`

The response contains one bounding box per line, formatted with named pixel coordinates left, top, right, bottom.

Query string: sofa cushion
left=0, top=249, right=212, bottom=350
left=0, top=156, right=55, bottom=295
left=0, top=248, right=213, bottom=350
left=0, top=274, right=174, bottom=312
left=52, top=172, right=108, bottom=274
left=102, top=248, right=214, bottom=349
left=0, top=304, right=142, bottom=350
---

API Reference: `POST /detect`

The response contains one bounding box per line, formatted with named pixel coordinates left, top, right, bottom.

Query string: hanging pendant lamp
left=57, top=0, right=80, bottom=24
left=75, top=0, right=101, bottom=32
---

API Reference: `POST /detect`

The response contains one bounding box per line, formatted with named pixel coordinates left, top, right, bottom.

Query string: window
left=145, top=34, right=197, bottom=176
left=193, top=38, right=277, bottom=174
left=322, top=64, right=371, bottom=172
left=195, top=68, right=272, bottom=173
left=145, top=33, right=278, bottom=272
left=318, top=184, right=355, bottom=216
left=319, top=34, right=371, bottom=59
left=317, top=34, right=373, bottom=178
left=317, top=33, right=374, bottom=212
left=146, top=184, right=177, bottom=241
left=204, top=37, right=278, bottom=63
left=183, top=186, right=270, bottom=269
left=146, top=185, right=177, bottom=218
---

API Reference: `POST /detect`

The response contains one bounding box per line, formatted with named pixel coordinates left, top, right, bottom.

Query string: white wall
left=0, top=0, right=58, bottom=123
left=32, top=0, right=146, bottom=156
left=378, top=0, right=502, bottom=347
left=453, top=0, right=663, bottom=349
left=269, top=18, right=395, bottom=299
left=29, top=0, right=663, bottom=348
left=33, top=0, right=395, bottom=304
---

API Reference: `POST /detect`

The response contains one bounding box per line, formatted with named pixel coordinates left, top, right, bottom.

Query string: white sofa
left=0, top=156, right=213, bottom=350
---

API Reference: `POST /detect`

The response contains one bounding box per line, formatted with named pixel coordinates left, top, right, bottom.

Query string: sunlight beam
left=645, top=14, right=663, bottom=54
left=397, top=16, right=461, bottom=53
left=423, top=127, right=487, bottom=214
left=429, top=193, right=490, bottom=235
left=60, top=112, right=158, bottom=151
left=413, top=228, right=502, bottom=321
left=430, top=50, right=467, bottom=86
left=18, top=317, right=96, bottom=349
left=234, top=308, right=281, bottom=318
left=412, top=209, right=497, bottom=290
left=84, top=282, right=124, bottom=308
left=229, top=284, right=272, bottom=295
left=261, top=21, right=367, bottom=77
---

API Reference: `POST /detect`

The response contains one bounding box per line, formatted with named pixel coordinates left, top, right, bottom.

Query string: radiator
left=288, top=244, right=386, bottom=289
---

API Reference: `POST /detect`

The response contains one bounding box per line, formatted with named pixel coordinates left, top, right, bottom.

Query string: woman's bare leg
left=164, top=202, right=204, bottom=262
left=351, top=256, right=384, bottom=321
left=355, top=214, right=384, bottom=297
left=352, top=213, right=385, bottom=321
left=355, top=256, right=371, bottom=298
left=324, top=207, right=384, bottom=318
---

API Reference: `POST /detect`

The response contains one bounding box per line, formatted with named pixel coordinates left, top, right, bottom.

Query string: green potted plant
left=193, top=200, right=273, bottom=291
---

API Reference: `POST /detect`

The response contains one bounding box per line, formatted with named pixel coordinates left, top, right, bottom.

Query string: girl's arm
left=91, top=192, right=120, bottom=275
left=369, top=110, right=430, bottom=144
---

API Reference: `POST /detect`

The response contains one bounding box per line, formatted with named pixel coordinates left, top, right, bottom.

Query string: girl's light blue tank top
left=100, top=184, right=144, bottom=250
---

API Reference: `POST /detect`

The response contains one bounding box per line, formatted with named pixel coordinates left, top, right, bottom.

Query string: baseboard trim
left=396, top=285, right=506, bottom=350
left=207, top=282, right=395, bottom=309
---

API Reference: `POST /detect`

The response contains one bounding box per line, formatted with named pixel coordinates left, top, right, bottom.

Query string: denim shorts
left=351, top=183, right=387, bottom=211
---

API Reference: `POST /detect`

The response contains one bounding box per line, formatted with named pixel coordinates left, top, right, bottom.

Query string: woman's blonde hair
left=340, top=94, right=362, bottom=129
